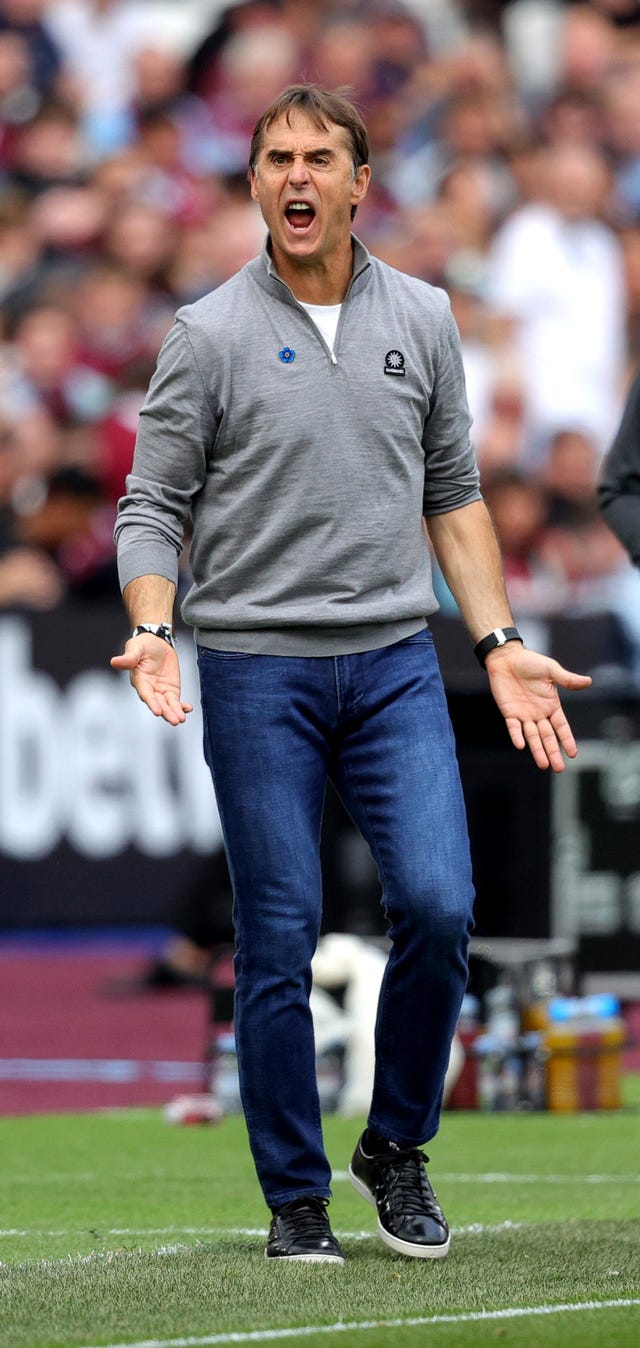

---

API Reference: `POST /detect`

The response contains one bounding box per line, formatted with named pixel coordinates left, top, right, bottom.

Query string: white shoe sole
left=348, top=1164, right=451, bottom=1260
left=265, top=1251, right=345, bottom=1263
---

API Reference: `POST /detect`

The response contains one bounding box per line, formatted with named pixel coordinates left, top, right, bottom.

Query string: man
left=598, top=368, right=640, bottom=568
left=111, top=85, right=591, bottom=1265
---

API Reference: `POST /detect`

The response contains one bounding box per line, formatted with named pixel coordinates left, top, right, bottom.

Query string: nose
left=288, top=155, right=311, bottom=186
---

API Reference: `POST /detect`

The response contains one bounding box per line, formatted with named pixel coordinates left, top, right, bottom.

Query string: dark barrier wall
left=0, top=606, right=221, bottom=927
left=1, top=605, right=639, bottom=973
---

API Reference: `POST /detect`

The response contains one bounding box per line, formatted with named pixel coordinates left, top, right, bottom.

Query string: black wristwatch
left=131, top=622, right=175, bottom=649
left=473, top=626, right=523, bottom=667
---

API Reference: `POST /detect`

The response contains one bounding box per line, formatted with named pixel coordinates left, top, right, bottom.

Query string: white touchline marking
left=0, top=1220, right=526, bottom=1243
left=77, top=1300, right=640, bottom=1348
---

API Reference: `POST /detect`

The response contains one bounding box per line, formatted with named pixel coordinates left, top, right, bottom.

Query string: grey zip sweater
left=115, top=237, right=481, bottom=655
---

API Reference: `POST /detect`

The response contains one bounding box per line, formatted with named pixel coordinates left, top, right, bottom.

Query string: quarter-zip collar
left=248, top=234, right=372, bottom=310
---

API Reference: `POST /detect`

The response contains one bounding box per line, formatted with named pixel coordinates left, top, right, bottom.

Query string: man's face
left=249, top=111, right=370, bottom=272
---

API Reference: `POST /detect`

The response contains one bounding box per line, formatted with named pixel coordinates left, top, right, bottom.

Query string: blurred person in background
left=0, top=0, right=61, bottom=97
left=482, top=465, right=567, bottom=615
left=10, top=95, right=85, bottom=192
left=558, top=3, right=619, bottom=97
left=111, top=82, right=590, bottom=1266
left=0, top=29, right=42, bottom=171
left=15, top=461, right=118, bottom=597
left=308, top=16, right=377, bottom=105
left=539, top=86, right=606, bottom=150
left=166, top=201, right=266, bottom=303
left=0, top=410, right=64, bottom=607
left=541, top=426, right=602, bottom=526
left=486, top=139, right=627, bottom=458
left=44, top=0, right=159, bottom=159
left=69, top=262, right=168, bottom=381
left=0, top=189, right=43, bottom=319
left=374, top=198, right=459, bottom=284
left=443, top=247, right=526, bottom=471
left=100, top=200, right=179, bottom=296
left=601, top=33, right=640, bottom=223
left=189, top=15, right=302, bottom=171
left=11, top=302, right=95, bottom=420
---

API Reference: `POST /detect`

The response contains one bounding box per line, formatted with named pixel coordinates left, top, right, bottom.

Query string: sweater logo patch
left=279, top=346, right=296, bottom=364
left=384, top=349, right=405, bottom=377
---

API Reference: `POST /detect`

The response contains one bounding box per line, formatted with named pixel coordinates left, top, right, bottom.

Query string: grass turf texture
left=0, top=1079, right=638, bottom=1348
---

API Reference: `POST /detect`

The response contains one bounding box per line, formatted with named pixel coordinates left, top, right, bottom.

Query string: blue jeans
left=197, top=631, right=475, bottom=1210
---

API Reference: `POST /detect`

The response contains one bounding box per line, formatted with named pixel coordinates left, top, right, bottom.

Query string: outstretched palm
left=485, top=646, right=591, bottom=772
left=110, top=636, right=193, bottom=726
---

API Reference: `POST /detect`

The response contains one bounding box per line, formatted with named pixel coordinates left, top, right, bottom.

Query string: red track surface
left=0, top=942, right=209, bottom=1116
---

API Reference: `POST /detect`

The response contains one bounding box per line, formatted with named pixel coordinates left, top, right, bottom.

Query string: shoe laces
left=276, top=1196, right=331, bottom=1240
left=373, top=1147, right=442, bottom=1219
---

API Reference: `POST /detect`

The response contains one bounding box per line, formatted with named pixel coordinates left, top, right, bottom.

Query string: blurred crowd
left=2, top=0, right=640, bottom=668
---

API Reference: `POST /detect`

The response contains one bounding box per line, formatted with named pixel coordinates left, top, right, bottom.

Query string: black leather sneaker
left=265, top=1196, right=345, bottom=1263
left=349, top=1132, right=450, bottom=1259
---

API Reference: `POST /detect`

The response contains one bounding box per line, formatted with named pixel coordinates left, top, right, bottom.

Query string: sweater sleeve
left=114, top=317, right=218, bottom=591
left=421, top=302, right=481, bottom=517
left=598, top=369, right=640, bottom=566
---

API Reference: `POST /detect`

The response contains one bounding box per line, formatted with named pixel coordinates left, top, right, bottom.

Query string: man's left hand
left=484, top=645, right=592, bottom=772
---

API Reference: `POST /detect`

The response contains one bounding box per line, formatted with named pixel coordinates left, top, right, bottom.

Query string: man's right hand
left=110, top=634, right=193, bottom=725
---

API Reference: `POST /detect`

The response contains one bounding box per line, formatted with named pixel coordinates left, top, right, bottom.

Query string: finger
left=160, top=692, right=194, bottom=725
left=546, top=660, right=592, bottom=690
left=163, top=694, right=186, bottom=724
left=161, top=704, right=185, bottom=725
left=522, top=719, right=552, bottom=771
left=534, top=718, right=567, bottom=773
left=505, top=716, right=526, bottom=752
left=550, top=708, right=578, bottom=759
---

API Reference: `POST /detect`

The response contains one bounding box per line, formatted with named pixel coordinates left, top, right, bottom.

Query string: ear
left=350, top=163, right=371, bottom=211
left=249, top=167, right=259, bottom=203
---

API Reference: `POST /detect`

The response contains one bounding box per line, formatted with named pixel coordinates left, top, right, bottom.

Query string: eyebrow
left=264, top=147, right=336, bottom=163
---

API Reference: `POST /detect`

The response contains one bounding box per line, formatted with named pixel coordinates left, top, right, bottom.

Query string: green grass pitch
left=1, top=1079, right=639, bottom=1348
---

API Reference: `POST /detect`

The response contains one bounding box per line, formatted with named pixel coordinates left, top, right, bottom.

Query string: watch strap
left=474, top=626, right=523, bottom=667
left=131, top=622, right=175, bottom=649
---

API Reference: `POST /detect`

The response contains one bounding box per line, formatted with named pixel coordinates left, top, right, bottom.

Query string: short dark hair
left=249, top=83, right=370, bottom=177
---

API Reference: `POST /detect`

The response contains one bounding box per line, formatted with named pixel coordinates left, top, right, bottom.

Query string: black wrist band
left=131, top=623, right=175, bottom=649
left=473, top=626, right=523, bottom=667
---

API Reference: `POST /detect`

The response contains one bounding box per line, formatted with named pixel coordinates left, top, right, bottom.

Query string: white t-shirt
left=299, top=302, right=342, bottom=353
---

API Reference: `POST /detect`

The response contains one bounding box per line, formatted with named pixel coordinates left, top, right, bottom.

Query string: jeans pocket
left=396, top=628, right=432, bottom=647
left=197, top=646, right=256, bottom=662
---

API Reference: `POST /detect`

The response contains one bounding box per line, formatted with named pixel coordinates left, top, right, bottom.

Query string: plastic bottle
left=545, top=994, right=625, bottom=1111
left=484, top=982, right=521, bottom=1109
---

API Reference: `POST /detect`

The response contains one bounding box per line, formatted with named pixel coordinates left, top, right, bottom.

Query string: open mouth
left=285, top=201, right=316, bottom=231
